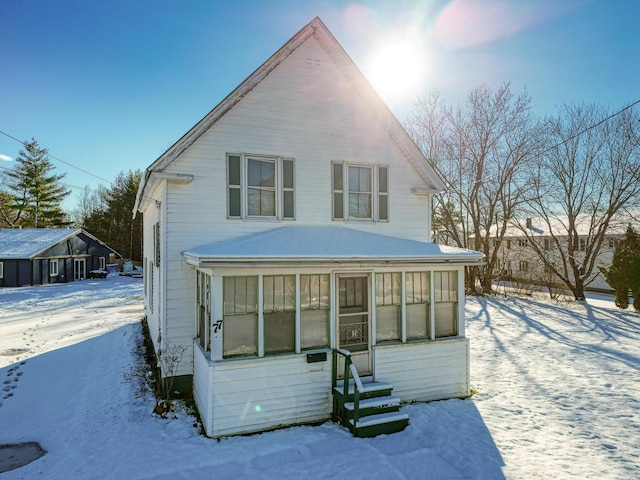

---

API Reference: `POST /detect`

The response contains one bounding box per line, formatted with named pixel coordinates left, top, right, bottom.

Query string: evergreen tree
left=601, top=226, right=640, bottom=310
left=82, top=170, right=142, bottom=261
left=0, top=139, right=70, bottom=227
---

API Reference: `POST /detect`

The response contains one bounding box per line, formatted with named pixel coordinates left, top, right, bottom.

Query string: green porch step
left=333, top=381, right=393, bottom=401
left=348, top=411, right=410, bottom=438
left=343, top=395, right=401, bottom=419
left=332, top=380, right=409, bottom=437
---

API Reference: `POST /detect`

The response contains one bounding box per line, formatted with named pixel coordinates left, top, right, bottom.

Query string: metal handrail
left=332, top=349, right=362, bottom=425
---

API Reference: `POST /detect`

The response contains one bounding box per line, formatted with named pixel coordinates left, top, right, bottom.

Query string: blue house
left=0, top=228, right=121, bottom=287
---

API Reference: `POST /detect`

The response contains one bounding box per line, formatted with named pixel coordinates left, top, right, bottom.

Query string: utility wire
left=0, top=163, right=103, bottom=193
left=0, top=129, right=114, bottom=185
left=538, top=99, right=640, bottom=158
left=451, top=99, right=640, bottom=191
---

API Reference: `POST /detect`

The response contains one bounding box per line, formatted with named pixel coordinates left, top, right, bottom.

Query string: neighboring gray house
left=490, top=212, right=640, bottom=293
left=0, top=228, right=120, bottom=287
left=134, top=17, right=484, bottom=438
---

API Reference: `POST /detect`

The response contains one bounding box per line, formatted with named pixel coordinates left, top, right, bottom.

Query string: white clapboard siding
left=374, top=339, right=470, bottom=402
left=193, top=341, right=213, bottom=435
left=206, top=354, right=332, bottom=437
left=145, top=32, right=442, bottom=381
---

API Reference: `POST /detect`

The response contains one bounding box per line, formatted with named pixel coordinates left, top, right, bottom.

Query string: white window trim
left=227, top=153, right=295, bottom=221
left=332, top=162, right=388, bottom=222
left=99, top=257, right=106, bottom=270
left=50, top=259, right=59, bottom=276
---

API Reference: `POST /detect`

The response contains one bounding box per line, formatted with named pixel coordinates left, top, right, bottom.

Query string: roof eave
left=185, top=255, right=485, bottom=268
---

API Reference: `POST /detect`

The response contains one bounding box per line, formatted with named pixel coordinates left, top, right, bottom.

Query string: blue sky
left=1, top=0, right=638, bottom=211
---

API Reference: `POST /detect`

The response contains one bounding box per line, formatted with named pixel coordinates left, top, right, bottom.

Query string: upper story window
left=227, top=154, right=295, bottom=220
left=332, top=162, right=388, bottom=221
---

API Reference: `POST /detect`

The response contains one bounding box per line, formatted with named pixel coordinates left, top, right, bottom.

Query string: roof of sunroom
left=183, top=226, right=484, bottom=266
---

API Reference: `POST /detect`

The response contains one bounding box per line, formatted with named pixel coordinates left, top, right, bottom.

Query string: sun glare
left=367, top=40, right=425, bottom=100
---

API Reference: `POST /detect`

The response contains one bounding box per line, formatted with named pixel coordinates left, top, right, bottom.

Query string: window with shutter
left=332, top=163, right=389, bottom=221
left=226, top=153, right=295, bottom=220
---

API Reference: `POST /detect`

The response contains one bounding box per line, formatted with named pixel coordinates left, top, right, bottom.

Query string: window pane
left=223, top=277, right=235, bottom=314
left=223, top=313, right=257, bottom=357
left=248, top=188, right=275, bottom=216
left=300, top=275, right=310, bottom=309
left=263, top=276, right=274, bottom=312
left=376, top=305, right=400, bottom=341
left=434, top=272, right=443, bottom=302
left=420, top=273, right=430, bottom=302
left=333, top=163, right=343, bottom=190
left=435, top=303, right=457, bottom=338
left=301, top=309, right=329, bottom=349
left=319, top=275, right=330, bottom=309
left=228, top=155, right=241, bottom=186
left=333, top=192, right=344, bottom=219
left=349, top=193, right=371, bottom=218
left=392, top=273, right=401, bottom=305
left=283, top=159, right=294, bottom=189
left=405, top=273, right=415, bottom=304
left=407, top=303, right=429, bottom=339
left=378, top=166, right=388, bottom=193
left=228, top=187, right=241, bottom=217
left=264, top=275, right=295, bottom=313
left=248, top=158, right=275, bottom=187
left=379, top=195, right=388, bottom=221
left=349, top=166, right=371, bottom=192
left=264, top=312, right=295, bottom=354
left=283, top=190, right=294, bottom=218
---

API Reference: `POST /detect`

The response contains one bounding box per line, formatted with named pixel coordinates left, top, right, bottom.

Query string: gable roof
left=183, top=226, right=484, bottom=266
left=0, top=228, right=120, bottom=259
left=134, top=16, right=444, bottom=214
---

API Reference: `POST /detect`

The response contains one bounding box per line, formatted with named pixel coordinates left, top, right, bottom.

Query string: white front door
left=337, top=274, right=371, bottom=376
left=74, top=259, right=86, bottom=280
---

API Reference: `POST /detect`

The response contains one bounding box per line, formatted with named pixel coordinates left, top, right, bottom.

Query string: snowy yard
left=0, top=276, right=639, bottom=479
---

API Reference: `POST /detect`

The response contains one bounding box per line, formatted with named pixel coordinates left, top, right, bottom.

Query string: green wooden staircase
left=332, top=349, right=409, bottom=438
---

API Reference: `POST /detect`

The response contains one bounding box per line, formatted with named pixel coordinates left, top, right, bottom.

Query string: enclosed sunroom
left=184, top=226, right=484, bottom=438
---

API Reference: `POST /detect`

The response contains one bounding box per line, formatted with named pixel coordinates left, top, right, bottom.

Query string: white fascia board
left=186, top=256, right=485, bottom=269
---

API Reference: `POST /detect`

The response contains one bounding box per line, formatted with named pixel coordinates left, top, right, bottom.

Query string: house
left=491, top=212, right=639, bottom=293
left=134, top=17, right=484, bottom=438
left=0, top=228, right=121, bottom=287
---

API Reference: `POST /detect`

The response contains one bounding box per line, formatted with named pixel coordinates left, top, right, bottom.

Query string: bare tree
left=518, top=102, right=640, bottom=301
left=69, top=186, right=102, bottom=227
left=407, top=83, right=539, bottom=292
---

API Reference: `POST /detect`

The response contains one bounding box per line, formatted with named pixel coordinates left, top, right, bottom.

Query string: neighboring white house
left=134, top=17, right=484, bottom=438
left=491, top=212, right=639, bottom=293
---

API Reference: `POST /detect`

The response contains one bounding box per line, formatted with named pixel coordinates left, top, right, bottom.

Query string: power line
left=0, top=163, right=103, bottom=194
left=451, top=99, right=640, bottom=191
left=0, top=129, right=114, bottom=185
left=539, top=99, right=640, bottom=158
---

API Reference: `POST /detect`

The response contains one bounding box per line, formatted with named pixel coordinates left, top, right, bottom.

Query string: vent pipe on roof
left=526, top=218, right=532, bottom=229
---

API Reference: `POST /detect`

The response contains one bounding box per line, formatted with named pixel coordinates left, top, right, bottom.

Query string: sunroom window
left=375, top=273, right=401, bottom=341
left=227, top=154, right=295, bottom=220
left=434, top=271, right=457, bottom=338
left=300, top=274, right=330, bottom=349
left=263, top=275, right=295, bottom=354
left=223, top=276, right=258, bottom=357
left=405, top=272, right=430, bottom=339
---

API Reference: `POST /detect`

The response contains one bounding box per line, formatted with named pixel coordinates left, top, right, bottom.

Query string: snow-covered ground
left=0, top=276, right=639, bottom=479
